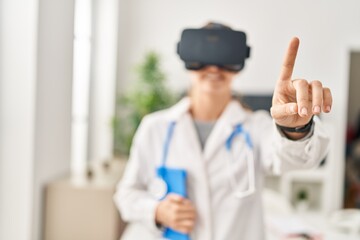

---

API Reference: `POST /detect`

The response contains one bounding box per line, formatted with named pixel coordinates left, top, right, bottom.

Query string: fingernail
left=326, top=106, right=331, bottom=112
left=290, top=105, right=295, bottom=113
left=313, top=106, right=321, bottom=113
left=301, top=107, right=308, bottom=116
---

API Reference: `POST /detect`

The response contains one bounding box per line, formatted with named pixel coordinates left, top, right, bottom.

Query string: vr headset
left=177, top=28, right=251, bottom=72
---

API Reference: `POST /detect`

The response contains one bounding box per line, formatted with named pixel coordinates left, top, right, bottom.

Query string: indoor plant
left=113, top=51, right=176, bottom=157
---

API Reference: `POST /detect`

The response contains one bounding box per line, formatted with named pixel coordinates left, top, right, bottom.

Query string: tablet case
left=157, top=166, right=190, bottom=240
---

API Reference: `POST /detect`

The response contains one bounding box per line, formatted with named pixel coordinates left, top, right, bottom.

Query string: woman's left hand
left=271, top=37, right=332, bottom=134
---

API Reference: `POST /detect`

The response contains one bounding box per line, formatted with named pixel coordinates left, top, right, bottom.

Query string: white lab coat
left=113, top=97, right=330, bottom=240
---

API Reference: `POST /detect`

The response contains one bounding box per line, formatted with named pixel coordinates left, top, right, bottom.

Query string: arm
left=252, top=110, right=329, bottom=175
left=264, top=37, right=332, bottom=173
left=264, top=115, right=330, bottom=174
left=113, top=117, right=161, bottom=234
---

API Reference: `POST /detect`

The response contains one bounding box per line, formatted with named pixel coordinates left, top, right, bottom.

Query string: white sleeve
left=260, top=114, right=330, bottom=175
left=113, top=117, right=162, bottom=236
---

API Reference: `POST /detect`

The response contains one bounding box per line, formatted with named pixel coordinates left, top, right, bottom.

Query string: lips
left=203, top=73, right=225, bottom=81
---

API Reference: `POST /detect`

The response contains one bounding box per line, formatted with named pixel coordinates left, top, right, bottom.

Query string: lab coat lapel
left=182, top=114, right=203, bottom=160
left=166, top=98, right=214, bottom=239
left=165, top=97, right=203, bottom=162
left=203, top=100, right=248, bottom=161
left=166, top=97, right=191, bottom=121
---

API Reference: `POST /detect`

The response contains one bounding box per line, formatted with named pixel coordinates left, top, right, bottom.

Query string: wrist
left=281, top=131, right=308, bottom=140
left=276, top=117, right=314, bottom=140
left=155, top=201, right=168, bottom=227
left=155, top=203, right=163, bottom=225
left=276, top=116, right=314, bottom=133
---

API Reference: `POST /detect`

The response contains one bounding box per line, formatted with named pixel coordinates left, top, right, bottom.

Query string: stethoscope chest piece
left=149, top=177, right=168, bottom=200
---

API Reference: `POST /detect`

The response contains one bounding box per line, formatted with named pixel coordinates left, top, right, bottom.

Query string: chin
left=201, top=84, right=230, bottom=96
left=190, top=73, right=233, bottom=97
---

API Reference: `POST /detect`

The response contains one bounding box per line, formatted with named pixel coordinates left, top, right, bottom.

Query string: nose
left=203, top=65, right=221, bottom=72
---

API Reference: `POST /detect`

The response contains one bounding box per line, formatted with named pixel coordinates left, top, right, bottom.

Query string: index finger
left=279, top=37, right=300, bottom=82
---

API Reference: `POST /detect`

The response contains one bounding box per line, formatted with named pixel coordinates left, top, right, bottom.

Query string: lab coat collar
left=166, top=96, right=250, bottom=126
left=166, top=97, right=192, bottom=121
left=166, top=96, right=251, bottom=160
left=216, top=99, right=250, bottom=126
left=203, top=99, right=251, bottom=160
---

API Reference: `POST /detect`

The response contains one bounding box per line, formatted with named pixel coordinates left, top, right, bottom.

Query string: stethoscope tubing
left=159, top=121, right=256, bottom=199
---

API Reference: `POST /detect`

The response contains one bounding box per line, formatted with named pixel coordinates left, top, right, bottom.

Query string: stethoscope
left=225, top=123, right=256, bottom=198
left=150, top=121, right=256, bottom=200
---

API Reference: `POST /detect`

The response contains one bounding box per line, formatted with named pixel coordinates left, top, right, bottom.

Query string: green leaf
left=113, top=51, right=178, bottom=156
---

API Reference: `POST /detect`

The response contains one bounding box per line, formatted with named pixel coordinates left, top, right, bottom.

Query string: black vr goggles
left=177, top=28, right=251, bottom=72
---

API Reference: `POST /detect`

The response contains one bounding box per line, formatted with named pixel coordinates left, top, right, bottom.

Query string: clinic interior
left=1, top=0, right=360, bottom=240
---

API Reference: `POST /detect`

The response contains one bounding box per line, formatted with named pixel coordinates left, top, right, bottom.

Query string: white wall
left=0, top=0, right=3, bottom=235
left=118, top=0, right=360, bottom=210
left=0, top=1, right=39, bottom=239
left=33, top=0, right=74, bottom=239
left=0, top=0, right=74, bottom=240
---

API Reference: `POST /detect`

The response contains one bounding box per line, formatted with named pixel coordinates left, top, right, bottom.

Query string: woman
left=114, top=23, right=332, bottom=240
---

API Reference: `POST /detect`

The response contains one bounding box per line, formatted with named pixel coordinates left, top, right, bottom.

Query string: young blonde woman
left=114, top=23, right=332, bottom=240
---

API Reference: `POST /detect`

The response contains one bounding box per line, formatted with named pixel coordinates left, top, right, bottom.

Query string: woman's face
left=189, top=65, right=238, bottom=96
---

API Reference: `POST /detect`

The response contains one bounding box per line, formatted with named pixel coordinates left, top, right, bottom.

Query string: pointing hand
left=271, top=37, right=332, bottom=138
